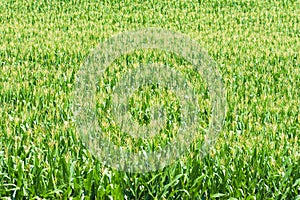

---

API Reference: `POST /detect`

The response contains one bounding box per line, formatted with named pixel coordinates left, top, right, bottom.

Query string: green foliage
left=0, top=0, right=299, bottom=199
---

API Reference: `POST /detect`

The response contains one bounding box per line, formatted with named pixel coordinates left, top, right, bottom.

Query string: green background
left=0, top=0, right=299, bottom=199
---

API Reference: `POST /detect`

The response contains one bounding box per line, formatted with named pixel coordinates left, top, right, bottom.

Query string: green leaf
left=211, top=193, right=226, bottom=198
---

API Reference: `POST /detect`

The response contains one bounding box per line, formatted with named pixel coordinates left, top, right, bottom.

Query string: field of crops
left=0, top=0, right=299, bottom=199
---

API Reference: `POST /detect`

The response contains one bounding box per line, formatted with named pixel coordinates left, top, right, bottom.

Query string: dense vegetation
left=0, top=0, right=299, bottom=199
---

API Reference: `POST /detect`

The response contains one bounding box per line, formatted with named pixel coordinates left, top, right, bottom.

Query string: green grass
left=0, top=0, right=299, bottom=199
